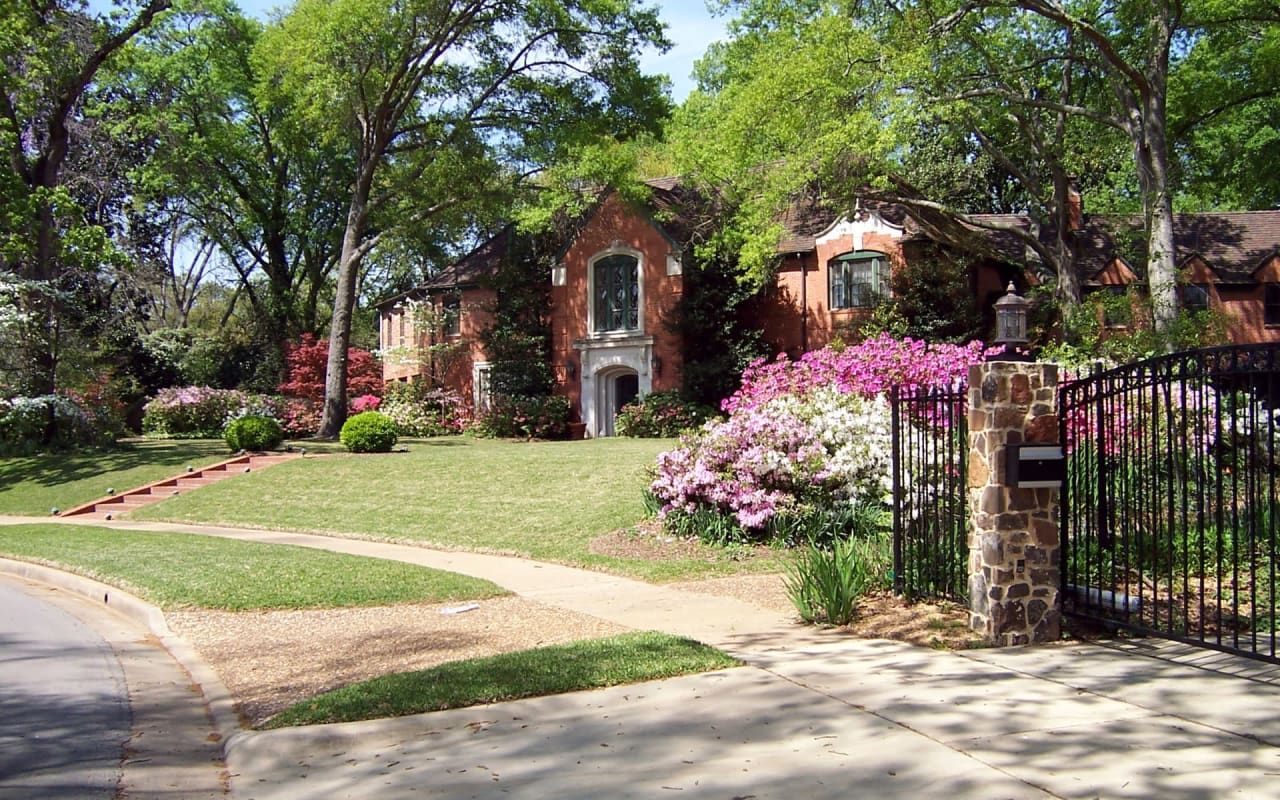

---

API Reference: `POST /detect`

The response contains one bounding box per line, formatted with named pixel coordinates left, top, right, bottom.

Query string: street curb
left=0, top=557, right=244, bottom=754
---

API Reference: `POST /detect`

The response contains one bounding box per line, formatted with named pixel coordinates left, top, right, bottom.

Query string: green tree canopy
left=253, top=0, right=671, bottom=436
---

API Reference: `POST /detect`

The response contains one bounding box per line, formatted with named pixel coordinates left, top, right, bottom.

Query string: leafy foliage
left=224, top=415, right=284, bottom=452
left=785, top=508, right=892, bottom=626
left=472, top=395, right=571, bottom=441
left=616, top=391, right=713, bottom=438
left=0, top=394, right=112, bottom=456
left=478, top=231, right=557, bottom=399
left=279, top=334, right=382, bottom=401
left=339, top=411, right=399, bottom=453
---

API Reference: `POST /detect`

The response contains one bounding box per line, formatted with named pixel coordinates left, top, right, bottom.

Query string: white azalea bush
left=650, top=387, right=894, bottom=543
left=650, top=336, right=987, bottom=546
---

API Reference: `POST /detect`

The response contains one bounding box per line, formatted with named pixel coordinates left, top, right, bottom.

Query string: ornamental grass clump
left=340, top=411, right=399, bottom=453
left=784, top=502, right=891, bottom=625
left=785, top=535, right=880, bottom=625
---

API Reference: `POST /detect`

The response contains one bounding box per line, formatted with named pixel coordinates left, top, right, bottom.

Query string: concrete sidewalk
left=6, top=517, right=1280, bottom=798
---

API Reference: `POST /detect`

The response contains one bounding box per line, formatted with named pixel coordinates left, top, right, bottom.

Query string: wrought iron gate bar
left=1060, top=343, right=1280, bottom=664
left=891, top=383, right=968, bottom=602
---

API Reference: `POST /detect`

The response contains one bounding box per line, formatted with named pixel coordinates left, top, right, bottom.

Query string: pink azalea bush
left=350, top=394, right=382, bottom=413
left=652, top=336, right=988, bottom=540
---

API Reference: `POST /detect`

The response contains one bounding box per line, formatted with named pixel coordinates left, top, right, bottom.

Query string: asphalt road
left=0, top=577, right=129, bottom=800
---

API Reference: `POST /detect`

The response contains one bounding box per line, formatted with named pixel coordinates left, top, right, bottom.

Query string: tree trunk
left=315, top=192, right=369, bottom=439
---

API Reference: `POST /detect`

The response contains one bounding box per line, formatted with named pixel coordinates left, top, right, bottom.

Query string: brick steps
left=58, top=452, right=303, bottom=521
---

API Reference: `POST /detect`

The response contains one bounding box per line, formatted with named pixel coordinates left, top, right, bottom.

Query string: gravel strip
left=168, top=596, right=630, bottom=727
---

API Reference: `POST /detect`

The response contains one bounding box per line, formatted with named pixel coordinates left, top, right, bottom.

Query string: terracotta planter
left=567, top=422, right=587, bottom=440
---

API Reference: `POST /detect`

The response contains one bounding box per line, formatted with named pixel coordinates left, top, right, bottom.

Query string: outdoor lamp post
left=993, top=282, right=1030, bottom=358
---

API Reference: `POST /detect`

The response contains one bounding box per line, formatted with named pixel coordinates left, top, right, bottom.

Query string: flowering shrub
left=652, top=336, right=987, bottom=544
left=0, top=394, right=109, bottom=455
left=279, top=397, right=322, bottom=438
left=143, top=387, right=251, bottom=438
left=380, top=385, right=469, bottom=437
left=472, top=395, right=570, bottom=440
left=616, top=391, right=714, bottom=438
left=224, top=394, right=285, bottom=430
left=350, top=394, right=382, bottom=413
left=723, top=333, right=987, bottom=414
left=651, top=387, right=893, bottom=535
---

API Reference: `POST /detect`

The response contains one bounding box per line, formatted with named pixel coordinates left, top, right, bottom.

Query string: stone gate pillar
left=967, top=360, right=1061, bottom=645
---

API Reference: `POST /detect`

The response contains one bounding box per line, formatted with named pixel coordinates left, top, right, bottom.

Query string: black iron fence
left=891, top=383, right=969, bottom=602
left=1060, top=344, right=1280, bottom=663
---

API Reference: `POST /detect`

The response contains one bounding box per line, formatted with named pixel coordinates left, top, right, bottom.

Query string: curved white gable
left=814, top=208, right=904, bottom=251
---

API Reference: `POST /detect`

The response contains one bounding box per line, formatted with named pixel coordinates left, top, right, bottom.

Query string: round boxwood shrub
left=340, top=411, right=398, bottom=453
left=224, top=415, right=284, bottom=452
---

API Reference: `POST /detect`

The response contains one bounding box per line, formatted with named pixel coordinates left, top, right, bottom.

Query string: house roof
left=373, top=225, right=516, bottom=310
left=1074, top=212, right=1280, bottom=285
left=774, top=197, right=1280, bottom=287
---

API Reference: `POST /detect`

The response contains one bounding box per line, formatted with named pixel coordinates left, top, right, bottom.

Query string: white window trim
left=586, top=245, right=644, bottom=338
left=472, top=361, right=493, bottom=411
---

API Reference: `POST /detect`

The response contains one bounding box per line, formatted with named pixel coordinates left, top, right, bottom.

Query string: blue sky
left=222, top=0, right=727, bottom=102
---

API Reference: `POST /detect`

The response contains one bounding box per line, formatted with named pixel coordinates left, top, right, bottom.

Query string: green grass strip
left=264, top=631, right=740, bottom=729
left=0, top=524, right=505, bottom=610
left=0, top=439, right=232, bottom=515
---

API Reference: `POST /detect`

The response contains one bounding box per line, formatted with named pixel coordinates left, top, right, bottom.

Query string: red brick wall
left=552, top=192, right=684, bottom=420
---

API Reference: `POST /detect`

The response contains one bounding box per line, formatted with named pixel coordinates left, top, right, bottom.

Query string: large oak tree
left=256, top=0, right=670, bottom=437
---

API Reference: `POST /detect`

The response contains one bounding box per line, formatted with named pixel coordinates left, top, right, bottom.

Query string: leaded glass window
left=593, top=254, right=640, bottom=332
left=829, top=251, right=886, bottom=309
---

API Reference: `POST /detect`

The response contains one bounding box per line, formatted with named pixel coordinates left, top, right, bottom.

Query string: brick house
left=377, top=181, right=1280, bottom=436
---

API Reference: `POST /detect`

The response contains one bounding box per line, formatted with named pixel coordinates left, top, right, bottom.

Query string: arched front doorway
left=598, top=368, right=639, bottom=437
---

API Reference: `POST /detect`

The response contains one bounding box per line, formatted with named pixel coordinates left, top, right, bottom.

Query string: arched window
left=829, top=251, right=887, bottom=309
left=593, top=253, right=640, bottom=332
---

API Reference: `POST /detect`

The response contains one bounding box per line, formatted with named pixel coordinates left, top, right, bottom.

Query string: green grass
left=0, top=439, right=232, bottom=515
left=129, top=437, right=783, bottom=581
left=0, top=524, right=505, bottom=610
left=263, top=631, right=740, bottom=729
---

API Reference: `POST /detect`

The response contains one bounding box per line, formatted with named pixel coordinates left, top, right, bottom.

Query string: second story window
left=1182, top=283, right=1210, bottom=313
left=1266, top=283, right=1280, bottom=327
left=830, top=251, right=887, bottom=310
left=593, top=254, right=639, bottom=333
left=444, top=295, right=461, bottom=337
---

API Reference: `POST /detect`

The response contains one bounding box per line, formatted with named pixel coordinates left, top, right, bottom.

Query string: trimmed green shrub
left=616, top=391, right=713, bottom=438
left=340, top=412, right=399, bottom=453
left=225, top=415, right=284, bottom=452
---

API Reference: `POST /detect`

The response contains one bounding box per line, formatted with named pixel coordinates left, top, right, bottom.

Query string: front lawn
left=0, top=524, right=505, bottom=610
left=0, top=439, right=231, bottom=515
left=263, top=631, right=739, bottom=728
left=128, top=437, right=780, bottom=581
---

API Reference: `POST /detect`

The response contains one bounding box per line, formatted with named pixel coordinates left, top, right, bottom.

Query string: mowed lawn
left=0, top=523, right=504, bottom=610
left=125, top=437, right=759, bottom=580
left=0, top=439, right=231, bottom=516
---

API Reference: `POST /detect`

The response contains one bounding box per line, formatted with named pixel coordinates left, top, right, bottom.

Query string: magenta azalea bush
left=722, top=333, right=987, bottom=414
left=651, top=336, right=988, bottom=541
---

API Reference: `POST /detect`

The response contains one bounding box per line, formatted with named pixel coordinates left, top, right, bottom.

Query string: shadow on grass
left=0, top=440, right=226, bottom=491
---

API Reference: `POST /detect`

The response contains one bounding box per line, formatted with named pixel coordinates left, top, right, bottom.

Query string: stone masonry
left=966, top=361, right=1061, bottom=645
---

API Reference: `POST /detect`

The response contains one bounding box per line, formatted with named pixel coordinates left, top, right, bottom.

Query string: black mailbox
left=1005, top=443, right=1065, bottom=488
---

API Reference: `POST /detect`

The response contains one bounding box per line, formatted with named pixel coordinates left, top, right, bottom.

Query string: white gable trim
left=814, top=210, right=905, bottom=251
